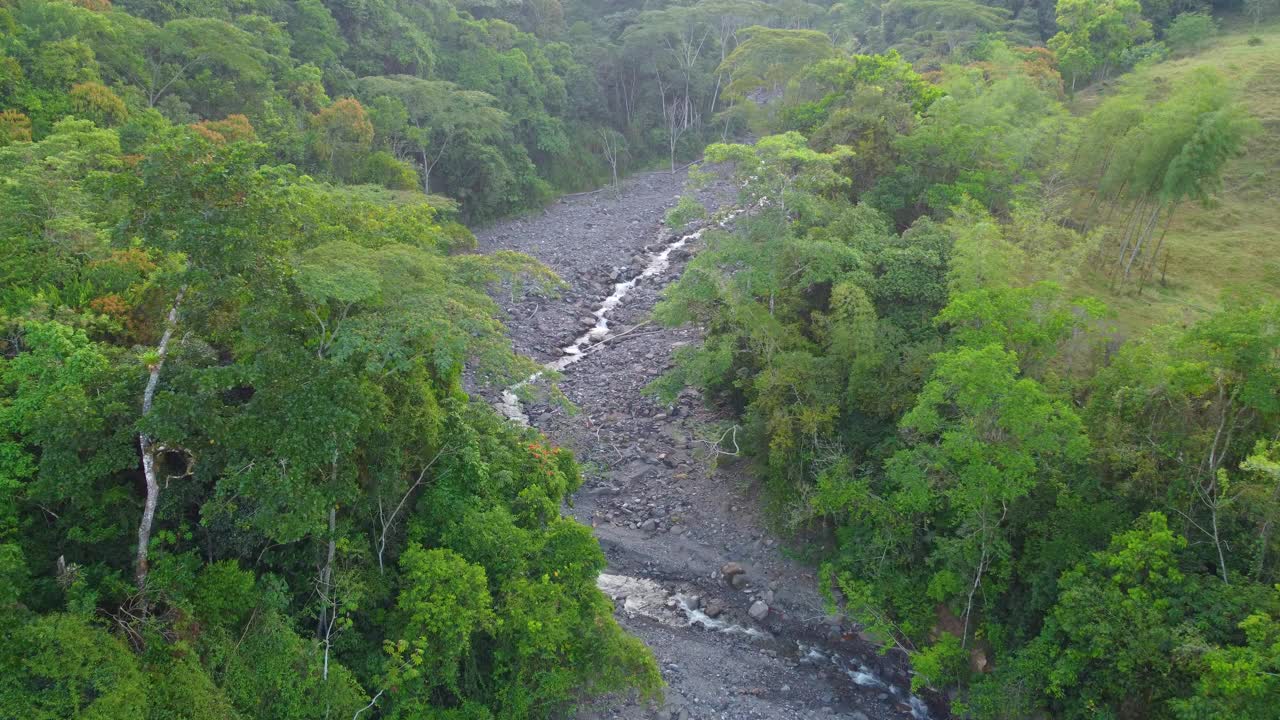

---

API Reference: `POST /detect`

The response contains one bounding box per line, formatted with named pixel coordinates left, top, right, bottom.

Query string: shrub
left=1165, top=12, right=1217, bottom=55
left=190, top=115, right=256, bottom=144
left=665, top=195, right=706, bottom=227
left=0, top=613, right=149, bottom=718
left=0, top=55, right=22, bottom=102
left=1120, top=41, right=1169, bottom=69
left=69, top=82, right=128, bottom=126
left=0, top=109, right=31, bottom=145
left=360, top=150, right=420, bottom=190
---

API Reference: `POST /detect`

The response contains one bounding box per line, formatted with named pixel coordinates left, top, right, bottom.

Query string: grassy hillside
left=1075, top=23, right=1280, bottom=333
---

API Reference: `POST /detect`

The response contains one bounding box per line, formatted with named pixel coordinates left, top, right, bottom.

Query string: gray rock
left=641, top=518, right=658, bottom=531
left=851, top=712, right=870, bottom=720
left=748, top=600, right=769, bottom=621
left=730, top=573, right=749, bottom=590
left=720, top=561, right=745, bottom=578
left=704, top=599, right=724, bottom=618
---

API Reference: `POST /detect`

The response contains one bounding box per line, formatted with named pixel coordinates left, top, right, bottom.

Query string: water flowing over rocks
left=475, top=170, right=940, bottom=720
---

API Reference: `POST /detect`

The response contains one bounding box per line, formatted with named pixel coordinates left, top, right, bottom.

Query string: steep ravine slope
left=475, top=171, right=937, bottom=720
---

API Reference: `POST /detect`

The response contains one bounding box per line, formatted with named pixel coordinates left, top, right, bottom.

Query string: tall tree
left=1048, top=0, right=1151, bottom=90
left=357, top=75, right=509, bottom=194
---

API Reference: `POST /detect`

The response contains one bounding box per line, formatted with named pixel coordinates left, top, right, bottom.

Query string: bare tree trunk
left=377, top=448, right=446, bottom=573
left=1257, top=478, right=1280, bottom=580
left=316, top=446, right=340, bottom=685
left=1141, top=208, right=1176, bottom=285
left=598, top=129, right=622, bottom=199
left=625, top=66, right=637, bottom=128
left=142, top=56, right=206, bottom=109
left=317, top=447, right=337, bottom=638
left=962, top=544, right=988, bottom=649
left=1210, top=496, right=1229, bottom=585
left=1111, top=197, right=1146, bottom=282
left=1198, top=385, right=1242, bottom=585
left=1124, top=202, right=1163, bottom=280
left=136, top=287, right=186, bottom=596
left=319, top=504, right=337, bottom=680
left=709, top=72, right=723, bottom=120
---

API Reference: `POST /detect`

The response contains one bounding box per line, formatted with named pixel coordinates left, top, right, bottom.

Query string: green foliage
left=5, top=2, right=1277, bottom=718
left=656, top=33, right=1280, bottom=719
left=705, top=131, right=854, bottom=218
left=1118, top=39, right=1169, bottom=68
left=0, top=118, right=124, bottom=312
left=144, top=657, right=241, bottom=720
left=1020, top=513, right=1193, bottom=718
left=359, top=150, right=420, bottom=190
left=211, top=608, right=368, bottom=720
left=390, top=545, right=494, bottom=695
left=355, top=75, right=514, bottom=208
left=1165, top=12, right=1218, bottom=56
left=68, top=81, right=127, bottom=126
left=0, top=612, right=149, bottom=719
left=665, top=195, right=706, bottom=227
left=1173, top=596, right=1280, bottom=719
left=309, top=97, right=373, bottom=182
left=774, top=50, right=940, bottom=197
left=719, top=26, right=835, bottom=100
left=0, top=0, right=755, bottom=219
left=1049, top=0, right=1153, bottom=90
left=882, top=0, right=1012, bottom=59
left=0, top=14, right=660, bottom=711
left=912, top=632, right=967, bottom=691
left=868, top=49, right=1070, bottom=223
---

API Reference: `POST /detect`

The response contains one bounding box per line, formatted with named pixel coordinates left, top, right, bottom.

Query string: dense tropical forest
left=1, top=0, right=1278, bottom=718
left=654, top=7, right=1280, bottom=720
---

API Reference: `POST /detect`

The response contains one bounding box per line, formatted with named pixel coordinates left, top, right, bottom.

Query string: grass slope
left=1074, top=22, right=1280, bottom=333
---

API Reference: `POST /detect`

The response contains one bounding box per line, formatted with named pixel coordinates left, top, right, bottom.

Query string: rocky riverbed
left=474, top=170, right=938, bottom=720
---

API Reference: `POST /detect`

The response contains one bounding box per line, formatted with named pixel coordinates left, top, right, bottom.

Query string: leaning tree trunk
left=136, top=287, right=186, bottom=596
left=1124, top=202, right=1164, bottom=280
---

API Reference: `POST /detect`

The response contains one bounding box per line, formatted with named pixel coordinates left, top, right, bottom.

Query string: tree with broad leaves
left=357, top=75, right=509, bottom=195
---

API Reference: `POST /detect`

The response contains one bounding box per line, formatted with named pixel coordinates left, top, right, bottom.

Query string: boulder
left=703, top=599, right=724, bottom=618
